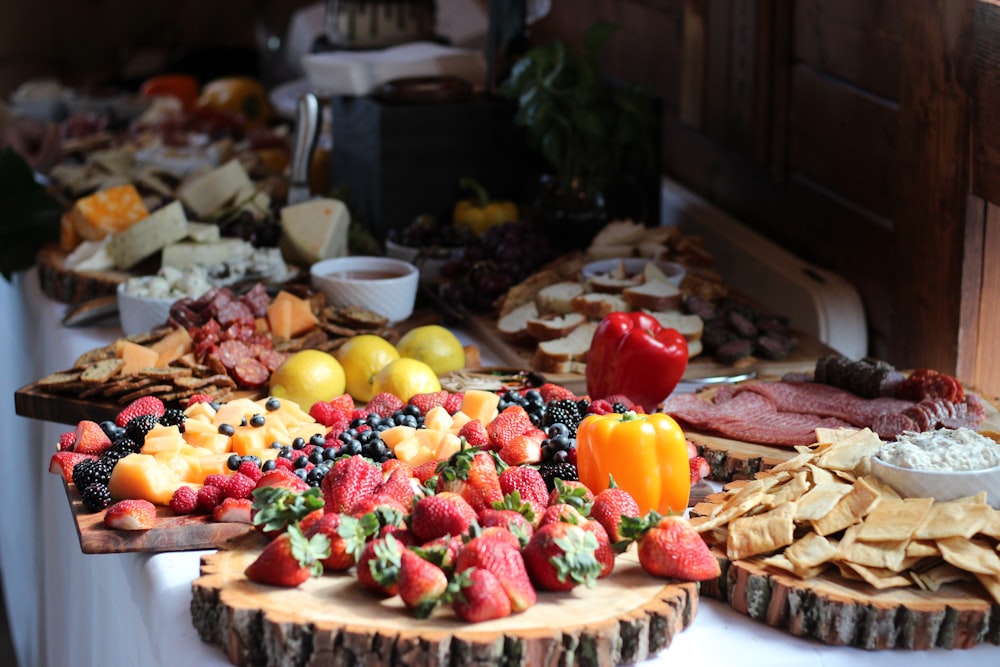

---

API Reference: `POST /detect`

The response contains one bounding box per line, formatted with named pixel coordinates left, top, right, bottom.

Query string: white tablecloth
left=3, top=268, right=999, bottom=667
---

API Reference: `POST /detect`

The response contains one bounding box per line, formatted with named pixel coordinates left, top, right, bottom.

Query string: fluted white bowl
left=310, top=256, right=419, bottom=323
left=116, top=283, right=177, bottom=336
left=870, top=455, right=1000, bottom=509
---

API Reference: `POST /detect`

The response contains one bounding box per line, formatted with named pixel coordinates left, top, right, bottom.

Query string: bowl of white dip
left=871, top=428, right=1000, bottom=508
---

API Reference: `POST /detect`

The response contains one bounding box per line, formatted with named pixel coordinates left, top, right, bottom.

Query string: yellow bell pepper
left=576, top=411, right=690, bottom=515
left=452, top=177, right=519, bottom=235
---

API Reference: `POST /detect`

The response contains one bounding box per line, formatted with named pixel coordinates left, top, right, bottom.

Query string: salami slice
left=233, top=357, right=269, bottom=389
left=218, top=340, right=252, bottom=370
left=258, top=349, right=289, bottom=372
left=216, top=300, right=255, bottom=328
left=243, top=283, right=271, bottom=318
left=872, top=413, right=918, bottom=440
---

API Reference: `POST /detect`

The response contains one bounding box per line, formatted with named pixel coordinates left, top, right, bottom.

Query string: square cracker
left=793, top=481, right=852, bottom=522
left=727, top=501, right=797, bottom=560
left=857, top=497, right=934, bottom=542
left=810, top=476, right=882, bottom=536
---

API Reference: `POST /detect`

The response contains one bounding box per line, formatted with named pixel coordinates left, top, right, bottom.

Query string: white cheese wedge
left=279, top=198, right=350, bottom=265
left=185, top=222, right=222, bottom=243
left=108, top=201, right=189, bottom=270
left=160, top=238, right=254, bottom=270
left=178, top=159, right=254, bottom=218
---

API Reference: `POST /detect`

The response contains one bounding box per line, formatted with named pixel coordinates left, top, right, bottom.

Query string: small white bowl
left=116, top=283, right=177, bottom=336
left=384, top=239, right=464, bottom=286
left=581, top=258, right=686, bottom=286
left=311, top=256, right=419, bottom=323
left=870, top=455, right=1000, bottom=508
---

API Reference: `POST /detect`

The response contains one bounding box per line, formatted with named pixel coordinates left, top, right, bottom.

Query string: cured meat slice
left=243, top=283, right=271, bottom=318
left=258, top=349, right=289, bottom=373
left=233, top=357, right=269, bottom=389
left=902, top=405, right=933, bottom=432
left=216, top=299, right=255, bottom=328
left=872, top=413, right=918, bottom=440
left=217, top=340, right=252, bottom=370
left=734, top=382, right=914, bottom=427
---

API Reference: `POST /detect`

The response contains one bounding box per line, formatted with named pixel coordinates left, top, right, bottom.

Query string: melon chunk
left=266, top=291, right=318, bottom=340
left=181, top=419, right=231, bottom=454
left=461, top=389, right=501, bottom=426
left=149, top=327, right=192, bottom=367
left=424, top=406, right=454, bottom=432
left=118, top=340, right=160, bottom=374
left=140, top=424, right=185, bottom=454
left=108, top=454, right=183, bottom=505
left=381, top=425, right=416, bottom=449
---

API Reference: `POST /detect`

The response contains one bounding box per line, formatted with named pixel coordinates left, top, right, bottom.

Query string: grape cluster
left=438, top=221, right=554, bottom=311
left=540, top=422, right=576, bottom=464
left=387, top=214, right=475, bottom=248
left=220, top=209, right=282, bottom=247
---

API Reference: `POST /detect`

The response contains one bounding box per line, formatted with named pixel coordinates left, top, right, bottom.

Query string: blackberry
left=543, top=399, right=584, bottom=436
left=159, top=409, right=187, bottom=429
left=537, top=461, right=578, bottom=493
left=72, top=458, right=110, bottom=489
left=612, top=402, right=631, bottom=415
left=125, top=414, right=160, bottom=444
left=99, top=448, right=129, bottom=469
left=111, top=437, right=142, bottom=455
left=80, top=483, right=112, bottom=513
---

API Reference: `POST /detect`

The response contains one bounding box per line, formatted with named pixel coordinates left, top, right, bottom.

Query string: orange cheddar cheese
left=61, top=184, right=149, bottom=252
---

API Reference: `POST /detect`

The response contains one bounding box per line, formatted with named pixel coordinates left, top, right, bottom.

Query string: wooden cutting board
left=191, top=533, right=699, bottom=667
left=36, top=243, right=133, bottom=305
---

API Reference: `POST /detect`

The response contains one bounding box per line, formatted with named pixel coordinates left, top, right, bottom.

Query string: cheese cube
left=185, top=222, right=221, bottom=243
left=61, top=184, right=149, bottom=251
left=279, top=198, right=350, bottom=265
left=161, top=238, right=253, bottom=269
left=178, top=159, right=254, bottom=218
left=108, top=201, right=189, bottom=269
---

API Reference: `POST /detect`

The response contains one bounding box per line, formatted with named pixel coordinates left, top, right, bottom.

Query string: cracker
left=727, top=502, right=797, bottom=560
left=785, top=532, right=839, bottom=570
left=34, top=371, right=82, bottom=389
left=839, top=538, right=908, bottom=572
left=857, top=497, right=934, bottom=543
left=118, top=384, right=175, bottom=404
left=913, top=563, right=974, bottom=592
left=915, top=497, right=992, bottom=540
left=761, top=471, right=810, bottom=510
left=809, top=476, right=882, bottom=536
left=936, top=537, right=1000, bottom=575
left=174, top=373, right=237, bottom=389
left=761, top=552, right=829, bottom=579
left=840, top=562, right=912, bottom=590
left=79, top=358, right=124, bottom=383
left=73, top=346, right=116, bottom=368
left=793, top=481, right=852, bottom=522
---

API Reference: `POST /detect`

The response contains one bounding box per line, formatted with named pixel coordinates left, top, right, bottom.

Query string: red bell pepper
left=585, top=311, right=689, bottom=412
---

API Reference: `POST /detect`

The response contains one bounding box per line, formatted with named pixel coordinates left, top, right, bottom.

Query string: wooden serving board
left=191, top=533, right=699, bottom=667
left=36, top=243, right=133, bottom=305
left=62, top=480, right=253, bottom=554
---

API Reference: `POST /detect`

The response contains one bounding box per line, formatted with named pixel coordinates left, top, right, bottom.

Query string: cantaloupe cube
left=449, top=411, right=472, bottom=434
left=266, top=291, right=318, bottom=340
left=156, top=452, right=200, bottom=483
left=118, top=340, right=160, bottom=375
left=212, top=398, right=259, bottom=428
left=461, top=389, right=501, bottom=425
left=381, top=425, right=416, bottom=449
left=393, top=436, right=438, bottom=467
left=182, top=420, right=232, bottom=454
left=424, top=406, right=453, bottom=432
left=230, top=426, right=269, bottom=458
left=192, top=452, right=234, bottom=479
left=184, top=401, right=217, bottom=423
left=149, top=327, right=192, bottom=367
left=141, top=424, right=185, bottom=454
left=108, top=454, right=181, bottom=505
left=257, top=396, right=314, bottom=426
left=436, top=433, right=463, bottom=460
left=286, top=423, right=327, bottom=445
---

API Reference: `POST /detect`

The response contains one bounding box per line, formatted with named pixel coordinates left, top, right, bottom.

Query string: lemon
left=335, top=334, right=400, bottom=403
left=395, top=324, right=466, bottom=376
left=372, top=358, right=442, bottom=403
left=268, top=349, right=345, bottom=410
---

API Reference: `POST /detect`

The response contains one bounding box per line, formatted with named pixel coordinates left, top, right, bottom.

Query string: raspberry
left=203, top=473, right=229, bottom=489
left=587, top=399, right=614, bottom=415
left=443, top=392, right=464, bottom=414
left=58, top=431, right=77, bottom=451
left=309, top=401, right=341, bottom=426
left=222, top=472, right=257, bottom=500
left=274, top=457, right=294, bottom=471
left=196, top=485, right=223, bottom=513
left=115, top=396, right=165, bottom=428
left=237, top=460, right=263, bottom=483
left=538, top=383, right=576, bottom=403
left=186, top=393, right=214, bottom=408
left=328, top=393, right=355, bottom=414
left=169, top=486, right=198, bottom=514
left=323, top=411, right=351, bottom=441
left=350, top=408, right=371, bottom=423
left=367, top=392, right=404, bottom=417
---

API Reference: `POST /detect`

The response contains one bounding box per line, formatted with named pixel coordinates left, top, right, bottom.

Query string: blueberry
left=293, top=468, right=308, bottom=480
left=294, top=455, right=310, bottom=469
left=344, top=441, right=362, bottom=456
left=292, top=437, right=306, bottom=450
left=270, top=441, right=283, bottom=449
left=227, top=454, right=242, bottom=470
left=249, top=413, right=266, bottom=428
left=403, top=404, right=421, bottom=418
left=244, top=455, right=261, bottom=467
left=218, top=423, right=235, bottom=436
left=323, top=447, right=339, bottom=461
left=308, top=450, right=324, bottom=465
left=265, top=397, right=281, bottom=411
left=309, top=434, right=326, bottom=448
left=261, top=459, right=277, bottom=472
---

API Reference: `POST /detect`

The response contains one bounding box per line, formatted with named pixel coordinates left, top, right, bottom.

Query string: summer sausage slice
left=233, top=357, right=269, bottom=389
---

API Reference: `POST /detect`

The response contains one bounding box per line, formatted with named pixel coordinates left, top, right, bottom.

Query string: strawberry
left=48, top=451, right=97, bottom=482
left=586, top=399, right=614, bottom=415
left=103, top=499, right=157, bottom=531
left=581, top=518, right=615, bottom=578
left=522, top=522, right=602, bottom=592
left=250, top=486, right=325, bottom=535
left=408, top=390, right=450, bottom=414
left=237, top=460, right=263, bottom=483
left=186, top=393, right=214, bottom=408
left=455, top=535, right=537, bottom=612
left=689, top=456, right=710, bottom=485
left=537, top=503, right=588, bottom=528
left=590, top=477, right=641, bottom=547
left=348, top=493, right=407, bottom=521
left=356, top=534, right=403, bottom=596
left=412, top=459, right=443, bottom=485
left=255, top=468, right=310, bottom=493
left=456, top=419, right=489, bottom=448
left=409, top=492, right=476, bottom=542
left=486, top=406, right=534, bottom=451
left=381, top=458, right=411, bottom=476
left=497, top=431, right=544, bottom=466
left=538, top=383, right=576, bottom=403
left=414, top=534, right=464, bottom=571
left=58, top=430, right=77, bottom=451
left=367, top=392, right=405, bottom=417
left=397, top=548, right=449, bottom=618
left=169, top=486, right=199, bottom=514
left=621, top=511, right=721, bottom=582
left=321, top=454, right=381, bottom=513
left=547, top=478, right=595, bottom=513
left=305, top=511, right=379, bottom=571
left=435, top=449, right=503, bottom=515
left=212, top=497, right=253, bottom=523
left=443, top=391, right=464, bottom=414
left=328, top=393, right=355, bottom=414
left=451, top=567, right=512, bottom=622
left=222, top=472, right=257, bottom=500
left=72, top=420, right=112, bottom=456
left=196, top=486, right=223, bottom=513
left=477, top=508, right=534, bottom=546
left=244, top=523, right=331, bottom=587
left=477, top=526, right=524, bottom=550
left=373, top=465, right=416, bottom=512
left=115, top=396, right=165, bottom=428
left=498, top=466, right=548, bottom=522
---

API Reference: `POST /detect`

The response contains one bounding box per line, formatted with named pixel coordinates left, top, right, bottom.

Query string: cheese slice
left=178, top=159, right=254, bottom=218
left=61, top=184, right=149, bottom=251
left=185, top=222, right=221, bottom=243
left=161, top=238, right=254, bottom=269
left=279, top=198, right=350, bottom=265
left=108, top=201, right=189, bottom=270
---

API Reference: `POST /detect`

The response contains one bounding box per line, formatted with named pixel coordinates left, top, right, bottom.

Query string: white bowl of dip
left=310, top=256, right=419, bottom=323
left=870, top=428, right=1000, bottom=508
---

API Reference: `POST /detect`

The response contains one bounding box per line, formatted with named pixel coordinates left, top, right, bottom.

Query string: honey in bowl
left=326, top=270, right=407, bottom=280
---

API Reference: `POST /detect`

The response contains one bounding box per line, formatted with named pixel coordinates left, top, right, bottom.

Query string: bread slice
left=525, top=312, right=586, bottom=341
left=571, top=292, right=629, bottom=320
left=589, top=219, right=646, bottom=247
left=686, top=338, right=703, bottom=359
left=494, top=269, right=562, bottom=317
left=641, top=261, right=672, bottom=284
left=532, top=322, right=597, bottom=374
left=534, top=281, right=586, bottom=315
left=641, top=310, right=704, bottom=341
left=496, top=301, right=538, bottom=344
left=622, top=279, right=682, bottom=311
left=585, top=243, right=637, bottom=260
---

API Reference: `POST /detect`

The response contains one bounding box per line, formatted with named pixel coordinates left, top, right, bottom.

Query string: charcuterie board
left=190, top=532, right=698, bottom=667
left=36, top=243, right=134, bottom=305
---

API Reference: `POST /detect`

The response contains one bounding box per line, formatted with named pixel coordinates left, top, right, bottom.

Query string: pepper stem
left=459, top=176, right=491, bottom=207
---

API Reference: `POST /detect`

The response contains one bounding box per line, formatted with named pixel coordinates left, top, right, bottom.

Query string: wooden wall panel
left=971, top=202, right=1000, bottom=398
left=973, top=1, right=1000, bottom=202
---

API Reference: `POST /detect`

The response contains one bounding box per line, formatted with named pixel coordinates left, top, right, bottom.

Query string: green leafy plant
left=499, top=21, right=656, bottom=194
left=0, top=148, right=64, bottom=281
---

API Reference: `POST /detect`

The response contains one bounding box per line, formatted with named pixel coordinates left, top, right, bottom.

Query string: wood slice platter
left=191, top=532, right=699, bottom=667
left=36, top=243, right=133, bottom=305
left=62, top=480, right=253, bottom=554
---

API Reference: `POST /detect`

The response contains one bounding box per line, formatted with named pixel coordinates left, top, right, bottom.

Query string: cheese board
left=191, top=532, right=698, bottom=667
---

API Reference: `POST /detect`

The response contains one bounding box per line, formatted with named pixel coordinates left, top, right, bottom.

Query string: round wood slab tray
left=36, top=243, right=131, bottom=305
left=191, top=533, right=699, bottom=667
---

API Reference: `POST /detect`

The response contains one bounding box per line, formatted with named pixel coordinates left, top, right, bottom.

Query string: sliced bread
left=525, top=312, right=586, bottom=341
left=496, top=301, right=538, bottom=345
left=641, top=310, right=704, bottom=341
left=622, top=279, right=682, bottom=311
left=570, top=292, right=629, bottom=320
left=532, top=322, right=597, bottom=374
left=534, top=281, right=586, bottom=315
left=494, top=269, right=562, bottom=317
